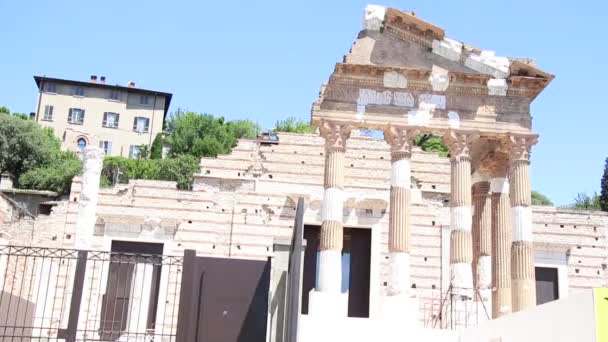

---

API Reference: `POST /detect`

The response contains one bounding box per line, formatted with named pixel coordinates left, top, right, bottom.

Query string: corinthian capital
left=384, top=125, right=419, bottom=160
left=319, top=120, right=352, bottom=152
left=507, top=134, right=538, bottom=162
left=443, top=129, right=479, bottom=160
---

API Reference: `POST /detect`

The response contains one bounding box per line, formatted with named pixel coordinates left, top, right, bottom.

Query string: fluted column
left=472, top=180, right=492, bottom=291
left=491, top=176, right=511, bottom=318
left=317, top=121, right=351, bottom=293
left=444, top=130, right=479, bottom=292
left=384, top=126, right=419, bottom=295
left=508, top=134, right=538, bottom=312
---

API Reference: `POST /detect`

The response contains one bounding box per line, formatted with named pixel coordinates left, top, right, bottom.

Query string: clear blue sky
left=0, top=0, right=606, bottom=206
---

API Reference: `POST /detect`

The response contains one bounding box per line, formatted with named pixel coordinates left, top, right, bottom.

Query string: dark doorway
left=99, top=241, right=163, bottom=341
left=535, top=266, right=559, bottom=305
left=176, top=252, right=270, bottom=342
left=301, top=225, right=371, bottom=318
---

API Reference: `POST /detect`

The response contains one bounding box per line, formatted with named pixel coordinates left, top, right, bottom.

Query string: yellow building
left=33, top=75, right=172, bottom=158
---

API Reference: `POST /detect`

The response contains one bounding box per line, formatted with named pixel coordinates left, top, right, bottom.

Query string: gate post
left=176, top=249, right=198, bottom=342
left=58, top=250, right=88, bottom=342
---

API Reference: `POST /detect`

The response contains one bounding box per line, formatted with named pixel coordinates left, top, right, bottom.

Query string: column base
left=450, top=262, right=474, bottom=291
left=308, top=289, right=349, bottom=317
left=387, top=252, right=411, bottom=296
left=381, top=293, right=420, bottom=326
left=512, top=278, right=536, bottom=312
left=492, top=287, right=512, bottom=318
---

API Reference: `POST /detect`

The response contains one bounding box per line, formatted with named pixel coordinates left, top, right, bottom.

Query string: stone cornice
left=384, top=8, right=445, bottom=47
left=331, top=63, right=550, bottom=98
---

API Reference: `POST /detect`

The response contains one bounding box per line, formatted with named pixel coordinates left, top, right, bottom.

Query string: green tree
left=570, top=192, right=601, bottom=210
left=273, top=117, right=315, bottom=133
left=150, top=133, right=164, bottom=159
left=18, top=151, right=82, bottom=193
left=0, top=107, right=9, bottom=114
left=531, top=191, right=553, bottom=206
left=166, top=111, right=260, bottom=158
left=0, top=112, right=62, bottom=178
left=415, top=134, right=449, bottom=157
left=600, top=157, right=608, bottom=211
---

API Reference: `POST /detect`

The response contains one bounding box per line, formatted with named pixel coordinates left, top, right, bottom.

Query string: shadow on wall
left=0, top=292, right=35, bottom=339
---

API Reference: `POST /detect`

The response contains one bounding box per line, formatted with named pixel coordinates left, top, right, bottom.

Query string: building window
left=103, top=112, right=120, bottom=128
left=129, top=145, right=141, bottom=159
left=133, top=117, right=150, bottom=133
left=139, top=95, right=149, bottom=105
left=68, top=108, right=85, bottom=125
left=109, top=90, right=120, bottom=101
left=77, top=138, right=87, bottom=152
left=43, top=105, right=54, bottom=121
left=45, top=83, right=57, bottom=93
left=74, top=86, right=85, bottom=97
left=99, top=141, right=112, bottom=155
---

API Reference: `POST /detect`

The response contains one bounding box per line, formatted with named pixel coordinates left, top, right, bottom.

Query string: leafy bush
left=101, top=155, right=200, bottom=190
left=531, top=191, right=553, bottom=206
left=273, top=117, right=315, bottom=134
left=415, top=134, right=449, bottom=157
left=18, top=151, right=82, bottom=193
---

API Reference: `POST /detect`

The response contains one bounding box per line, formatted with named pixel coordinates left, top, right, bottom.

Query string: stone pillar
left=472, top=180, right=491, bottom=291
left=508, top=134, right=538, bottom=312
left=491, top=176, right=511, bottom=318
left=384, top=126, right=418, bottom=295
left=317, top=121, right=351, bottom=293
left=444, top=130, right=478, bottom=292
left=75, top=146, right=104, bottom=250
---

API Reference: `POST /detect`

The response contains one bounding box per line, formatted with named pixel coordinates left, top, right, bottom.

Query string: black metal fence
left=0, top=245, right=183, bottom=341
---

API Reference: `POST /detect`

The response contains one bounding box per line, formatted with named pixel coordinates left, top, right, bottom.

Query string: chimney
left=100, top=76, right=106, bottom=84
left=90, top=75, right=98, bottom=83
left=127, top=81, right=136, bottom=88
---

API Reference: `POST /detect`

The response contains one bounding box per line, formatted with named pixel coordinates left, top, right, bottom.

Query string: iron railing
left=0, top=245, right=182, bottom=341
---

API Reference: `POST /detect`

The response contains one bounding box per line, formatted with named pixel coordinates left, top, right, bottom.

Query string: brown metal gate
left=176, top=251, right=271, bottom=342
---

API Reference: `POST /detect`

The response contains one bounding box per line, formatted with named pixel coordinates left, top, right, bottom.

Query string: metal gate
left=0, top=245, right=183, bottom=341
left=176, top=251, right=271, bottom=342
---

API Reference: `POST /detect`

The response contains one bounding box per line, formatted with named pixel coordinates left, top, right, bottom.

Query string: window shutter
left=102, top=112, right=108, bottom=126
left=80, top=110, right=85, bottom=124
left=115, top=113, right=120, bottom=127
left=129, top=145, right=134, bottom=158
left=144, top=118, right=150, bottom=132
left=49, top=106, right=53, bottom=118
left=68, top=108, right=73, bottom=123
left=133, top=117, right=138, bottom=131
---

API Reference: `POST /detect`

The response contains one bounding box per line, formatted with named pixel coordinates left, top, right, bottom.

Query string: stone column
left=508, top=134, right=538, bottom=312
left=384, top=126, right=418, bottom=295
left=444, top=130, right=478, bottom=292
left=317, top=121, right=351, bottom=293
left=491, top=176, right=511, bottom=318
left=75, top=146, right=104, bottom=250
left=472, top=180, right=491, bottom=292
